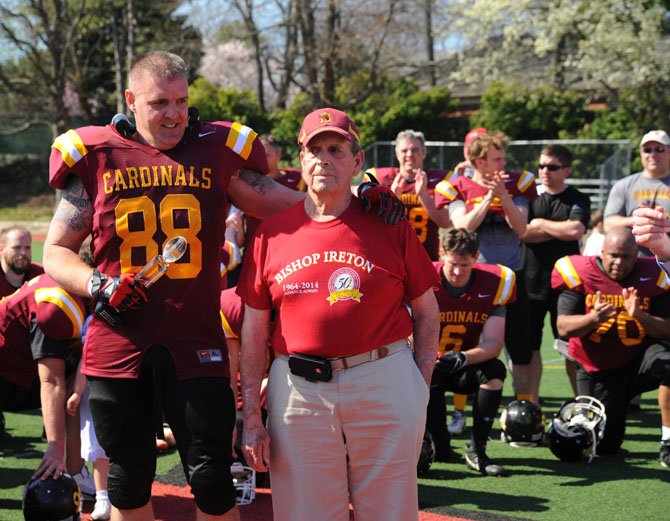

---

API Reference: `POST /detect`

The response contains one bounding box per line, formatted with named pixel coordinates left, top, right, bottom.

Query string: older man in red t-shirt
left=238, top=108, right=439, bottom=521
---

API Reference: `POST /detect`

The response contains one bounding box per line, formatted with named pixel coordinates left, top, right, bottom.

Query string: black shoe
left=0, top=411, right=5, bottom=436
left=660, top=440, right=670, bottom=468
left=465, top=443, right=506, bottom=477
left=435, top=448, right=453, bottom=463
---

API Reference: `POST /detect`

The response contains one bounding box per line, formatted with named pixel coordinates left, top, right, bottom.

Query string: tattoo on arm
left=236, top=169, right=273, bottom=194
left=54, top=176, right=93, bottom=233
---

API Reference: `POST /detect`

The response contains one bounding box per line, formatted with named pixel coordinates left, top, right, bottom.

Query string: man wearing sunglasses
left=605, top=130, right=670, bottom=256
left=522, top=145, right=591, bottom=400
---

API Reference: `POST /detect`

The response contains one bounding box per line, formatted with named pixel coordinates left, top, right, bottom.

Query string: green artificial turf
left=418, top=347, right=670, bottom=520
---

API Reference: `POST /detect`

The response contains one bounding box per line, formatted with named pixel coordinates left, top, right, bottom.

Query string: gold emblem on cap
left=319, top=112, right=332, bottom=124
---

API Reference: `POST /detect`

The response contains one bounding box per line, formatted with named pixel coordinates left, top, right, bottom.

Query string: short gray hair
left=395, top=130, right=426, bottom=151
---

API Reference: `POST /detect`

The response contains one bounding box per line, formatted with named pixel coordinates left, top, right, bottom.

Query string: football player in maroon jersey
left=553, top=226, right=670, bottom=464
left=435, top=132, right=538, bottom=403
left=429, top=228, right=514, bottom=476
left=43, top=50, right=294, bottom=521
left=364, top=130, right=452, bottom=260
left=0, top=274, right=88, bottom=480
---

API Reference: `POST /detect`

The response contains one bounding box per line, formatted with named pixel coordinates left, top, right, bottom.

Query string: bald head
left=601, top=226, right=637, bottom=281
left=603, top=226, right=637, bottom=252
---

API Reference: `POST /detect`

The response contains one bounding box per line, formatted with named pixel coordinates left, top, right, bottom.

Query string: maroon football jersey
left=0, top=274, right=88, bottom=388
left=365, top=167, right=451, bottom=261
left=433, top=262, right=516, bottom=356
left=220, top=286, right=244, bottom=339
left=0, top=263, right=44, bottom=299
left=49, top=121, right=268, bottom=380
left=552, top=255, right=670, bottom=372
left=434, top=170, right=538, bottom=213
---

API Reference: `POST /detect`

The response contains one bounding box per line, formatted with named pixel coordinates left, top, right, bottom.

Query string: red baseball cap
left=464, top=127, right=488, bottom=148
left=298, top=108, right=361, bottom=146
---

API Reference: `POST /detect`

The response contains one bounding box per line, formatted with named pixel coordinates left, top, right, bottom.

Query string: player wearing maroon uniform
left=0, top=274, right=88, bottom=479
left=239, top=109, right=438, bottom=521
left=553, top=227, right=670, bottom=461
left=41, top=51, right=306, bottom=521
left=434, top=131, right=538, bottom=403
left=0, top=226, right=44, bottom=298
left=428, top=228, right=514, bottom=476
left=363, top=130, right=453, bottom=260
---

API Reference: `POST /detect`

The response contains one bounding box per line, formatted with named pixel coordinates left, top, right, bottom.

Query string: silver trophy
left=136, top=235, right=188, bottom=287
left=95, top=236, right=188, bottom=326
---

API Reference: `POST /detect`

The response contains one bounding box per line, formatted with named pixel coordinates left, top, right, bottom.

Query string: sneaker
left=448, top=410, right=467, bottom=435
left=660, top=440, right=670, bottom=468
left=72, top=465, right=96, bottom=501
left=91, top=498, right=111, bottom=521
left=464, top=443, right=506, bottom=477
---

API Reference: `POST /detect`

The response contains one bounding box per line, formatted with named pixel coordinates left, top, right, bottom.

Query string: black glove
left=90, top=269, right=148, bottom=325
left=357, top=173, right=405, bottom=225
left=435, top=351, right=468, bottom=375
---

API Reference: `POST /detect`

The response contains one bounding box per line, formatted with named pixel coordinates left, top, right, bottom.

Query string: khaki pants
left=266, top=345, right=429, bottom=521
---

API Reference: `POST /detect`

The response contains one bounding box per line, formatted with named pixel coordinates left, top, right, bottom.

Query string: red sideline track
left=79, top=482, right=472, bottom=521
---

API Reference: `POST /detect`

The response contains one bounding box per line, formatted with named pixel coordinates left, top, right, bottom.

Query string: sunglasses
left=538, top=163, right=563, bottom=171
left=642, top=146, right=667, bottom=154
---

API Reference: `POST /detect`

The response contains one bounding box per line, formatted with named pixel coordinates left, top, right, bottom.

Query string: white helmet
left=231, top=462, right=256, bottom=505
left=548, top=395, right=607, bottom=463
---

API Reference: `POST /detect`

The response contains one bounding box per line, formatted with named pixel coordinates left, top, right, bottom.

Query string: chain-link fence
left=364, top=139, right=632, bottom=211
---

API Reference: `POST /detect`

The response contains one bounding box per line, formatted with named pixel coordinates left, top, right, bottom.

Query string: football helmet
left=231, top=462, right=256, bottom=505
left=500, top=400, right=545, bottom=447
left=548, top=395, right=607, bottom=463
left=23, top=473, right=81, bottom=521
left=417, top=432, right=436, bottom=475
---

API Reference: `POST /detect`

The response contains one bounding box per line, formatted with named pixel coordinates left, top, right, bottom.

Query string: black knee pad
left=181, top=377, right=237, bottom=514
left=190, top=459, right=237, bottom=515
left=478, top=358, right=507, bottom=384
left=108, top=460, right=154, bottom=509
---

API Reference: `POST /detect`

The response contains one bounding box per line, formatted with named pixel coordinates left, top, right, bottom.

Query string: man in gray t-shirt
left=605, top=130, right=670, bottom=256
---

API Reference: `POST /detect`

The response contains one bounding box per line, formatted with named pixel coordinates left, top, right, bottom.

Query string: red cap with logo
left=298, top=108, right=361, bottom=146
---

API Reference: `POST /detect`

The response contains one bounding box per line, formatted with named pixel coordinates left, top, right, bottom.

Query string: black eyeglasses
left=642, top=146, right=666, bottom=154
left=538, top=163, right=563, bottom=171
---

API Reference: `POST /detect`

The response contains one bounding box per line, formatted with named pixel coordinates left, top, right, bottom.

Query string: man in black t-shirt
left=522, top=145, right=591, bottom=400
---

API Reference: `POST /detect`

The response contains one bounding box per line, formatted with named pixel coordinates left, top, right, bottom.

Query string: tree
left=442, top=0, right=670, bottom=127
left=0, top=0, right=87, bottom=137
left=471, top=81, right=588, bottom=139
left=188, top=77, right=270, bottom=132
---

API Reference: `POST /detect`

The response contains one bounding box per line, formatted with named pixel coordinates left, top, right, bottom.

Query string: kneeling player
left=427, top=228, right=514, bottom=476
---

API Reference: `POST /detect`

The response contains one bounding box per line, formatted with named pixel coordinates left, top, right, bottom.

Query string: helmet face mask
left=23, top=473, right=81, bottom=521
left=500, top=400, right=546, bottom=447
left=231, top=462, right=256, bottom=505
left=548, top=395, right=607, bottom=462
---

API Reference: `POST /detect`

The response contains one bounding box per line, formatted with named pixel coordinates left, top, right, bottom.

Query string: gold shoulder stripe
left=435, top=180, right=457, bottom=200
left=493, top=265, right=516, bottom=305
left=225, top=122, right=258, bottom=160
left=34, top=287, right=85, bottom=338
left=657, top=269, right=670, bottom=290
left=516, top=170, right=535, bottom=192
left=363, top=168, right=377, bottom=183
left=220, top=310, right=239, bottom=339
left=555, top=256, right=582, bottom=289
left=52, top=130, right=88, bottom=168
